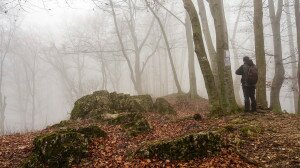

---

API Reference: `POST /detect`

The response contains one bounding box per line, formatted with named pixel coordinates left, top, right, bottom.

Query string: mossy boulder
left=23, top=130, right=88, bottom=168
left=132, top=95, right=154, bottom=112
left=153, top=98, right=176, bottom=115
left=108, top=113, right=151, bottom=136
left=23, top=126, right=106, bottom=168
left=70, top=90, right=146, bottom=120
left=49, top=120, right=74, bottom=128
left=240, top=124, right=263, bottom=137
left=135, top=131, right=222, bottom=160
left=77, top=125, right=107, bottom=139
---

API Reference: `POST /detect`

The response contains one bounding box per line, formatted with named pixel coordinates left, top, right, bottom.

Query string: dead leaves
left=0, top=100, right=300, bottom=168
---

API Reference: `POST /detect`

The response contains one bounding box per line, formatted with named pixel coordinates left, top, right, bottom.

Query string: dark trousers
left=242, top=85, right=256, bottom=112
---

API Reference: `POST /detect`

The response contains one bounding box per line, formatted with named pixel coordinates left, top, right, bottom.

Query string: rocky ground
left=0, top=94, right=299, bottom=168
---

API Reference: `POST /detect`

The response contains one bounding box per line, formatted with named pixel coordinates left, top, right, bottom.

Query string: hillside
left=0, top=92, right=299, bottom=168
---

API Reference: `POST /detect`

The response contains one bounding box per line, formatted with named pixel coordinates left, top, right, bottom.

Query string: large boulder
left=132, top=95, right=154, bottom=112
left=70, top=91, right=145, bottom=120
left=135, top=131, right=222, bottom=160
left=23, top=126, right=106, bottom=168
left=108, top=113, right=151, bottom=136
left=153, top=98, right=176, bottom=115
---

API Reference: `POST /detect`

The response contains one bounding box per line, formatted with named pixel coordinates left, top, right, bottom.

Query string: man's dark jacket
left=235, top=60, right=256, bottom=86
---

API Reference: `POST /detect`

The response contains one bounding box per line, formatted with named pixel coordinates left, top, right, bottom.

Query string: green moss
left=135, top=131, right=222, bottom=160
left=70, top=91, right=147, bottom=120
left=124, top=118, right=152, bottom=136
left=49, top=120, right=73, bottom=128
left=23, top=130, right=88, bottom=168
left=132, top=95, right=154, bottom=112
left=108, top=113, right=151, bottom=136
left=153, top=98, right=176, bottom=115
left=77, top=125, right=107, bottom=139
left=240, top=124, right=263, bottom=137
left=23, top=125, right=107, bottom=168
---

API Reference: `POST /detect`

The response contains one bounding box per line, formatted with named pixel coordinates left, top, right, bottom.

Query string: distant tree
left=0, top=18, right=16, bottom=134
left=145, top=0, right=183, bottom=94
left=185, top=12, right=198, bottom=98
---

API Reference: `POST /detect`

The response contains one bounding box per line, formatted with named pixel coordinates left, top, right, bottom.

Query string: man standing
left=236, top=56, right=258, bottom=112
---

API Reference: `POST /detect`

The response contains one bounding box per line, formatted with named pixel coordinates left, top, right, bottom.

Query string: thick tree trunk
left=295, top=0, right=300, bottom=115
left=285, top=0, right=298, bottom=113
left=268, top=0, right=285, bottom=113
left=209, top=0, right=239, bottom=113
left=146, top=2, right=183, bottom=93
left=185, top=12, right=198, bottom=99
left=183, top=0, right=221, bottom=113
left=253, top=0, right=268, bottom=109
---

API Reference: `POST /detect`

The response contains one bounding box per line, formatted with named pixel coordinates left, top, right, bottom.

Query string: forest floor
left=0, top=95, right=300, bottom=168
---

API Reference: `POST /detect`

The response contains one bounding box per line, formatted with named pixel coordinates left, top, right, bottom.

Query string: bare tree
left=285, top=0, right=298, bottom=113
left=183, top=0, right=221, bottom=114
left=145, top=0, right=183, bottom=94
left=295, top=0, right=300, bottom=115
left=208, top=0, right=239, bottom=113
left=0, top=18, right=15, bottom=134
left=268, top=0, right=285, bottom=112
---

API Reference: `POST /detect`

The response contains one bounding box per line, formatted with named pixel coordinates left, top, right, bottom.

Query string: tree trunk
left=253, top=0, right=268, bottom=109
left=209, top=0, right=239, bottom=113
left=231, top=1, right=244, bottom=106
left=197, top=0, right=219, bottom=87
left=295, top=0, right=300, bottom=115
left=146, top=1, right=183, bottom=94
left=185, top=12, right=198, bottom=99
left=285, top=0, right=298, bottom=113
left=183, top=0, right=221, bottom=113
left=268, top=0, right=285, bottom=113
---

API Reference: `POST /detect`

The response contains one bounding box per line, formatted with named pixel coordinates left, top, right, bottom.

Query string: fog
left=0, top=0, right=298, bottom=134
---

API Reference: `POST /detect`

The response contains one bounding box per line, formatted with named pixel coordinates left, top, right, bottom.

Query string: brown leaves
left=1, top=100, right=300, bottom=168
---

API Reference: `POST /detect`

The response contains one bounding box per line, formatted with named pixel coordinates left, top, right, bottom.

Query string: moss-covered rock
left=135, top=131, right=222, bottom=160
left=153, top=98, right=176, bottom=115
left=49, top=120, right=74, bottom=128
left=77, top=125, right=107, bottom=139
left=108, top=113, right=151, bottom=136
left=23, top=130, right=88, bottom=168
left=132, top=95, right=154, bottom=112
left=23, top=125, right=107, bottom=168
left=70, top=91, right=146, bottom=120
left=240, top=124, right=263, bottom=137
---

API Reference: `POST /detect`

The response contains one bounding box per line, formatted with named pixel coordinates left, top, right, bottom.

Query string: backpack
left=246, top=65, right=258, bottom=85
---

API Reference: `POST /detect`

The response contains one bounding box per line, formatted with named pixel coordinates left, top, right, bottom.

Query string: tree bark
left=183, top=0, right=221, bottom=113
left=285, top=0, right=298, bottom=113
left=295, top=0, right=300, bottom=115
left=209, top=0, right=239, bottom=113
left=268, top=0, right=285, bottom=112
left=197, top=0, right=218, bottom=81
left=185, top=12, right=198, bottom=99
left=253, top=0, right=268, bottom=109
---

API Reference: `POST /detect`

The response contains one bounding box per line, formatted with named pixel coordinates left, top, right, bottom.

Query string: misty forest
left=0, top=0, right=300, bottom=167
